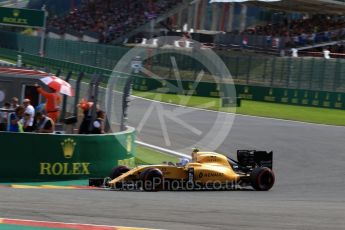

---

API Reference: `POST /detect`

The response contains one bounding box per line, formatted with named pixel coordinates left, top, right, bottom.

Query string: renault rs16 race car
left=89, top=150, right=275, bottom=191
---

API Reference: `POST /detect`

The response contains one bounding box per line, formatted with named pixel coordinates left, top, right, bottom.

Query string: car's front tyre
left=140, top=168, right=163, bottom=191
left=109, top=165, right=130, bottom=179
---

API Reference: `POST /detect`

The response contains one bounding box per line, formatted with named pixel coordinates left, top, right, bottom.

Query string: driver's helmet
left=179, top=158, right=190, bottom=166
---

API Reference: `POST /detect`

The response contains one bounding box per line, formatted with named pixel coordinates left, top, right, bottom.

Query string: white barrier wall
left=48, top=32, right=62, bottom=39
left=65, top=34, right=80, bottom=41
left=82, top=35, right=99, bottom=43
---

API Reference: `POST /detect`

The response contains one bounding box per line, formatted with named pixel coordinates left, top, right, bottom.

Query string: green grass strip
left=133, top=91, right=345, bottom=126
left=136, top=145, right=179, bottom=165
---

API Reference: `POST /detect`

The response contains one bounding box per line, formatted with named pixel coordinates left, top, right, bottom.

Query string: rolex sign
left=0, top=7, right=45, bottom=28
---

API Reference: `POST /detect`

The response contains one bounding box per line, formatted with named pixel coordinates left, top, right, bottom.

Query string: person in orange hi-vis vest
left=35, top=83, right=61, bottom=123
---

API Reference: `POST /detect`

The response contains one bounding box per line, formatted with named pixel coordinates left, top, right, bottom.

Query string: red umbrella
left=40, top=75, right=74, bottom=96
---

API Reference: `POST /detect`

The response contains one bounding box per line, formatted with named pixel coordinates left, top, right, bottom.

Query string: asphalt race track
left=0, top=97, right=345, bottom=230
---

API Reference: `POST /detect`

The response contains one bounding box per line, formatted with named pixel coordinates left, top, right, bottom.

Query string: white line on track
left=0, top=217, right=164, bottom=230
left=136, top=140, right=191, bottom=159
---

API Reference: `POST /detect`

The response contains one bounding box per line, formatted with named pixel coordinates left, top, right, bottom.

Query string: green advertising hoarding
left=236, top=85, right=345, bottom=109
left=0, top=128, right=136, bottom=181
left=132, top=76, right=345, bottom=110
left=0, top=7, right=45, bottom=28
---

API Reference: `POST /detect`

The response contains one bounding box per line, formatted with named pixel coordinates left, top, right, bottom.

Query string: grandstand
left=41, top=0, right=345, bottom=55
left=47, top=0, right=188, bottom=43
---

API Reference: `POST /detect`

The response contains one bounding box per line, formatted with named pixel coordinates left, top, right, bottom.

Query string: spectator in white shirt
left=22, top=98, right=35, bottom=132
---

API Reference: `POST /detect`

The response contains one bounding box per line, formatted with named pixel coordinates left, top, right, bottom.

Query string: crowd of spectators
left=0, top=97, right=55, bottom=133
left=242, top=15, right=345, bottom=47
left=48, top=0, right=182, bottom=43
left=0, top=96, right=106, bottom=134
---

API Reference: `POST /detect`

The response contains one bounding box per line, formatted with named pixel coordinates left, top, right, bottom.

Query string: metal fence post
left=73, top=72, right=84, bottom=117
left=246, top=56, right=252, bottom=85
left=55, top=69, right=61, bottom=77
left=319, top=59, right=326, bottom=91
left=333, top=59, right=341, bottom=92
left=271, top=57, right=276, bottom=86
left=286, top=57, right=292, bottom=88
left=121, top=76, right=133, bottom=131
left=309, top=58, right=315, bottom=90
left=104, top=74, right=113, bottom=133
left=88, top=74, right=102, bottom=133
left=280, top=58, right=285, bottom=83
left=262, top=57, right=268, bottom=81
left=39, top=5, right=47, bottom=57
left=60, top=71, right=72, bottom=121
left=297, top=58, right=303, bottom=89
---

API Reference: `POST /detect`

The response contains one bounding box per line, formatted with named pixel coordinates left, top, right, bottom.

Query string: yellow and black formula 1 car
left=89, top=150, right=275, bottom=191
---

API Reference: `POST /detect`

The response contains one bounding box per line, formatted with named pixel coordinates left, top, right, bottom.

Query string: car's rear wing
left=237, top=150, right=273, bottom=169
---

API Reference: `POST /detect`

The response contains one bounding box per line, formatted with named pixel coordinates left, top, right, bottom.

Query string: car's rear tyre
left=109, top=165, right=130, bottom=179
left=140, top=168, right=163, bottom=191
left=250, top=167, right=275, bottom=191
